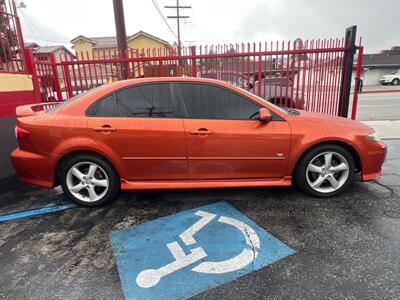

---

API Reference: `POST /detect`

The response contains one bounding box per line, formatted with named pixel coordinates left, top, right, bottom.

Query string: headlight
left=367, top=132, right=380, bottom=141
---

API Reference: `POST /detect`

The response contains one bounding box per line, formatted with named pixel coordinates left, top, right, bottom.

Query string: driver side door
left=174, top=82, right=291, bottom=180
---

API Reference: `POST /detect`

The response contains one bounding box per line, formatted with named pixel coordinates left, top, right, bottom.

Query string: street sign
left=110, top=201, right=295, bottom=299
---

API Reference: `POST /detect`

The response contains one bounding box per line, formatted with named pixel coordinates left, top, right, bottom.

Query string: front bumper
left=11, top=148, right=55, bottom=188
left=359, top=141, right=387, bottom=181
left=379, top=78, right=392, bottom=84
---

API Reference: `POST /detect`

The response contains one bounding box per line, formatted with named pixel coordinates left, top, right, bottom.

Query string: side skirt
left=120, top=177, right=292, bottom=190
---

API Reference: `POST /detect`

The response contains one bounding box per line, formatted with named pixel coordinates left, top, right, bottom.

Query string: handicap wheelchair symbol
left=136, top=210, right=260, bottom=288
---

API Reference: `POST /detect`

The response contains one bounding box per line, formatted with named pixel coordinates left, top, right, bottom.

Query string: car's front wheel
left=392, top=78, right=400, bottom=85
left=60, top=154, right=119, bottom=206
left=294, top=144, right=355, bottom=197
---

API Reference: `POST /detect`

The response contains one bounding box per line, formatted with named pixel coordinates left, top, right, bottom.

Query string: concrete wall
left=0, top=115, right=17, bottom=179
left=0, top=73, right=36, bottom=117
left=0, top=73, right=35, bottom=179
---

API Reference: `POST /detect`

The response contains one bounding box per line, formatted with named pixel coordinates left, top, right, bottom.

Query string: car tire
left=59, top=154, right=119, bottom=207
left=392, top=78, right=400, bottom=85
left=294, top=144, right=355, bottom=198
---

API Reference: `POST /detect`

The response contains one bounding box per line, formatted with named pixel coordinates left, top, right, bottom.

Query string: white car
left=379, top=70, right=400, bottom=85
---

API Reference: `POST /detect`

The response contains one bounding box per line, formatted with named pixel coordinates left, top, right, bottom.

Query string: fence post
left=338, top=25, right=357, bottom=117
left=257, top=53, right=262, bottom=96
left=62, top=63, right=74, bottom=98
left=49, top=53, right=63, bottom=101
left=159, top=59, right=164, bottom=77
left=350, top=45, right=363, bottom=120
left=23, top=48, right=42, bottom=103
left=191, top=46, right=197, bottom=77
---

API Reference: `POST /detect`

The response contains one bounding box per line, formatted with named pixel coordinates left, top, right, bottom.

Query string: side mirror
left=259, top=108, right=272, bottom=122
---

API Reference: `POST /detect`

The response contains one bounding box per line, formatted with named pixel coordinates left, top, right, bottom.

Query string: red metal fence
left=0, top=0, right=25, bottom=73
left=29, top=37, right=363, bottom=119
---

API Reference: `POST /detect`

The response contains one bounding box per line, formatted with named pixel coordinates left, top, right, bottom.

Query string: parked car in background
left=251, top=78, right=305, bottom=109
left=379, top=70, right=400, bottom=85
left=12, top=77, right=386, bottom=206
left=200, top=71, right=304, bottom=109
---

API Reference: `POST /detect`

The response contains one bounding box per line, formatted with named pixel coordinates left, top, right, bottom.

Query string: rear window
left=46, top=86, right=101, bottom=113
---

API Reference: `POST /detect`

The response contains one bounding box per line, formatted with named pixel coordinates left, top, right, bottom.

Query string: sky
left=18, top=0, right=399, bottom=54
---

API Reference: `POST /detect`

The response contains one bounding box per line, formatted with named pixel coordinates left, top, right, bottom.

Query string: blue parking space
left=110, top=201, right=295, bottom=300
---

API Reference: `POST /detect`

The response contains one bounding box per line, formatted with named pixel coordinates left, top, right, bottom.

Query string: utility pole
left=165, top=0, right=191, bottom=57
left=112, top=0, right=129, bottom=79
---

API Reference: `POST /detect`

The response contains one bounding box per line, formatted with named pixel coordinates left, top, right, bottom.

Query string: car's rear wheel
left=60, top=154, right=119, bottom=206
left=392, top=78, right=400, bottom=85
left=294, top=144, right=355, bottom=197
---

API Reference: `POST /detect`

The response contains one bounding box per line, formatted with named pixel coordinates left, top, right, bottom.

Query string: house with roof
left=70, top=30, right=172, bottom=59
left=23, top=43, right=76, bottom=99
left=25, top=43, right=75, bottom=62
left=353, top=46, right=400, bottom=85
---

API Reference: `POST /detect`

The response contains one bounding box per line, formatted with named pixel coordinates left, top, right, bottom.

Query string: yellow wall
left=128, top=35, right=168, bottom=51
left=0, top=73, right=33, bottom=92
left=73, top=40, right=94, bottom=59
left=72, top=35, right=170, bottom=58
left=93, top=48, right=118, bottom=59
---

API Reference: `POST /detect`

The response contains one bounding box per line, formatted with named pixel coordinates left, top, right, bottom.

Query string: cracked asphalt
left=0, top=140, right=399, bottom=300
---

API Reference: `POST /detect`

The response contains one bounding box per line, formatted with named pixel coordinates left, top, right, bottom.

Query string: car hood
left=292, top=110, right=374, bottom=134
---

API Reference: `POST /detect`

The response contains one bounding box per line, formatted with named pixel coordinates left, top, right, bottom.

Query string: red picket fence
left=28, top=37, right=363, bottom=119
left=0, top=0, right=26, bottom=73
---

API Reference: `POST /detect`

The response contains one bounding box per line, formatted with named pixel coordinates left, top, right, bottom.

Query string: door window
left=92, top=83, right=175, bottom=118
left=116, top=83, right=174, bottom=118
left=176, top=83, right=260, bottom=120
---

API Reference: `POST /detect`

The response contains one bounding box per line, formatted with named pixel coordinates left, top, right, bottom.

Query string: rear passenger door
left=88, top=83, right=187, bottom=181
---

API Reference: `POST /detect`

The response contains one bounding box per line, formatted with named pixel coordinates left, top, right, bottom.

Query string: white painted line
left=136, top=245, right=207, bottom=288
left=179, top=210, right=217, bottom=246
left=192, top=215, right=260, bottom=274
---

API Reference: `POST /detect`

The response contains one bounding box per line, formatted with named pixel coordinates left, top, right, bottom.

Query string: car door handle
left=92, top=125, right=117, bottom=132
left=189, top=128, right=213, bottom=135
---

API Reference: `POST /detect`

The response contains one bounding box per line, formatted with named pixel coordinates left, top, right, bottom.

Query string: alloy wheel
left=306, top=151, right=349, bottom=193
left=66, top=161, right=109, bottom=202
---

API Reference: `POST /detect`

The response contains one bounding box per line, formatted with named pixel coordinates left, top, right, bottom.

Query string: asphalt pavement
left=354, top=92, right=400, bottom=121
left=0, top=140, right=399, bottom=299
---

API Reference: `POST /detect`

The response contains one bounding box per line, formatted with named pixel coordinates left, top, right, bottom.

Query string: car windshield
left=235, top=86, right=288, bottom=114
left=390, top=70, right=400, bottom=75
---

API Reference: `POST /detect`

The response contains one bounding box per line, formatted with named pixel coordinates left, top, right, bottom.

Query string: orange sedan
left=11, top=78, right=387, bottom=206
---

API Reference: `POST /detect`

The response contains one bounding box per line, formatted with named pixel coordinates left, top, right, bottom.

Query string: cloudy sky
left=18, top=0, right=399, bottom=53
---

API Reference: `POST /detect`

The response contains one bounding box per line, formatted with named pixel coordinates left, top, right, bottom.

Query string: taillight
left=15, top=125, right=30, bottom=139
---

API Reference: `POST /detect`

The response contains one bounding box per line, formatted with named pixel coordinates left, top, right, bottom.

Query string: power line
left=165, top=0, right=191, bottom=55
left=150, top=0, right=178, bottom=40
left=186, top=20, right=224, bottom=42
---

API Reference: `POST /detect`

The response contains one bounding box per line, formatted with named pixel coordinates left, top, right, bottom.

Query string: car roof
left=103, top=76, right=237, bottom=90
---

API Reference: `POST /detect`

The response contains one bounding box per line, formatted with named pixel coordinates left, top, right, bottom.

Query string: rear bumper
left=10, top=148, right=55, bottom=188
left=360, top=141, right=387, bottom=182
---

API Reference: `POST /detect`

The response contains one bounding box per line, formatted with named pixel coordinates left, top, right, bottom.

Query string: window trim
left=85, top=82, right=179, bottom=118
left=172, top=82, right=284, bottom=121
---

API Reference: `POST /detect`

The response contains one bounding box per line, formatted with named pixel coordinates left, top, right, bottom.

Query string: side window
left=95, top=94, right=117, bottom=117
left=177, top=83, right=260, bottom=120
left=115, top=83, right=174, bottom=118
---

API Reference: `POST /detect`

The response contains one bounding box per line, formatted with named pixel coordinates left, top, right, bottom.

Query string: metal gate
left=29, top=28, right=364, bottom=119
